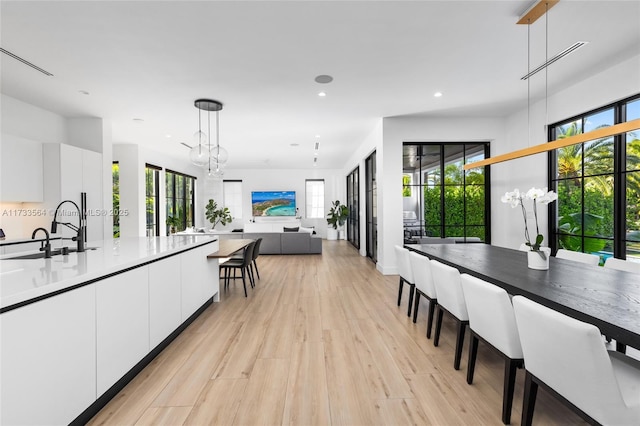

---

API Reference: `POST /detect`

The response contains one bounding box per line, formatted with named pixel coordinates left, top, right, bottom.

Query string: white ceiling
left=1, top=1, right=639, bottom=169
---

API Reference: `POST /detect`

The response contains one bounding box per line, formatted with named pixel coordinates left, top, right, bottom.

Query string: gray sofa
left=219, top=231, right=322, bottom=254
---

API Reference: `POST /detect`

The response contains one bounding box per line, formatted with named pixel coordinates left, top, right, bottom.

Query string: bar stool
left=394, top=245, right=415, bottom=317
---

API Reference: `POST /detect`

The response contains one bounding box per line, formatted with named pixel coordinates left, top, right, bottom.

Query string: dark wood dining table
left=406, top=243, right=640, bottom=351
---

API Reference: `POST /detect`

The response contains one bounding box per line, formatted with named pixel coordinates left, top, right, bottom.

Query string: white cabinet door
left=60, top=144, right=84, bottom=203
left=0, top=285, right=96, bottom=425
left=0, top=135, right=43, bottom=202
left=149, top=255, right=182, bottom=348
left=201, top=242, right=220, bottom=301
left=180, top=248, right=206, bottom=321
left=96, top=266, right=150, bottom=395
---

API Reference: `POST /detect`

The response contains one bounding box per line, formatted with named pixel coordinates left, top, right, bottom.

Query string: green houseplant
left=166, top=215, right=182, bottom=234
left=326, top=200, right=348, bottom=240
left=205, top=199, right=232, bottom=229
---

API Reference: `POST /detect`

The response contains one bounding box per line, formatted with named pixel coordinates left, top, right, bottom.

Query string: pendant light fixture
left=464, top=0, right=640, bottom=171
left=190, top=99, right=228, bottom=171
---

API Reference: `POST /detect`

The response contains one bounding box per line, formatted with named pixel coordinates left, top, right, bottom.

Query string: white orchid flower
left=500, top=189, right=521, bottom=208
left=526, top=187, right=545, bottom=200
left=538, top=190, right=558, bottom=205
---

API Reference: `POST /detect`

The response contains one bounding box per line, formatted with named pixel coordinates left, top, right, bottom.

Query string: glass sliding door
left=145, top=164, right=161, bottom=237
left=365, top=152, right=377, bottom=262
left=346, top=167, right=359, bottom=249
left=403, top=142, right=490, bottom=243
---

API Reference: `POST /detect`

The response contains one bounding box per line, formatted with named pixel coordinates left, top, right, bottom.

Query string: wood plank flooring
left=89, top=241, right=587, bottom=425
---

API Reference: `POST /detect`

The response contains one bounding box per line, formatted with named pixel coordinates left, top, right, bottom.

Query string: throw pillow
left=283, top=226, right=299, bottom=232
left=299, top=226, right=314, bottom=234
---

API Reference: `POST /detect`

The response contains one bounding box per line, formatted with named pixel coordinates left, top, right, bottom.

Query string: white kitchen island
left=0, top=235, right=220, bottom=425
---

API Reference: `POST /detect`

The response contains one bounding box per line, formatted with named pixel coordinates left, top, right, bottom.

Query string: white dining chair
left=430, top=259, right=468, bottom=370
left=408, top=251, right=438, bottom=337
left=555, top=248, right=600, bottom=265
left=512, top=295, right=640, bottom=426
left=460, top=274, right=524, bottom=424
left=604, top=257, right=640, bottom=273
left=394, top=245, right=415, bottom=317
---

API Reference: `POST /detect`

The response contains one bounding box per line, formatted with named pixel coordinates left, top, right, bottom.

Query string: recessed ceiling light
left=314, top=75, right=333, bottom=84
left=133, top=118, right=144, bottom=122
left=79, top=90, right=90, bottom=95
left=165, top=134, right=172, bottom=138
left=315, top=134, right=320, bottom=138
left=434, top=92, right=443, bottom=97
left=290, top=143, right=299, bottom=147
left=318, top=92, right=326, bottom=97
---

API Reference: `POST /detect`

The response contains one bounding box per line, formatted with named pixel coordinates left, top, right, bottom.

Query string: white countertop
left=0, top=235, right=218, bottom=310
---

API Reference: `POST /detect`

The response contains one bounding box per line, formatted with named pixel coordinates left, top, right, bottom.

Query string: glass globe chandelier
left=190, top=99, right=228, bottom=169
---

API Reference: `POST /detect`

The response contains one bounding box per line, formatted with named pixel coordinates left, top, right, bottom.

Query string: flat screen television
left=251, top=191, right=296, bottom=217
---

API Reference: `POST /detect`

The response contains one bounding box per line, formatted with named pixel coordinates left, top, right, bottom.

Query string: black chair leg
left=253, top=260, right=260, bottom=279
left=616, top=341, right=627, bottom=353
left=241, top=269, right=248, bottom=297
left=453, top=320, right=467, bottom=370
left=521, top=371, right=538, bottom=426
left=397, top=277, right=404, bottom=306
left=426, top=300, right=436, bottom=339
left=502, top=358, right=521, bottom=425
left=433, top=306, right=444, bottom=347
left=407, top=284, right=415, bottom=317
left=467, top=334, right=479, bottom=384
left=412, top=291, right=421, bottom=323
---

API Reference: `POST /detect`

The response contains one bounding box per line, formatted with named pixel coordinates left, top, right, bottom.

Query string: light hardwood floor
left=89, top=241, right=586, bottom=425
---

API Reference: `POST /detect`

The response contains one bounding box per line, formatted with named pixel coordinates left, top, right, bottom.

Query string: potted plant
left=326, top=200, right=349, bottom=240
left=205, top=199, right=233, bottom=230
left=166, top=215, right=181, bottom=235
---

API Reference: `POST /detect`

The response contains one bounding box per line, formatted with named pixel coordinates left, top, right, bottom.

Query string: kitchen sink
left=4, top=247, right=97, bottom=260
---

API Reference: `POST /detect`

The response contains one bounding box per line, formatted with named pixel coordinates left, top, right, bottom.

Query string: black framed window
left=112, top=162, right=119, bottom=238
left=346, top=167, right=360, bottom=249
left=165, top=169, right=195, bottom=233
left=402, top=142, right=490, bottom=243
left=549, top=94, right=640, bottom=262
left=145, top=164, right=161, bottom=237
left=365, top=152, right=377, bottom=262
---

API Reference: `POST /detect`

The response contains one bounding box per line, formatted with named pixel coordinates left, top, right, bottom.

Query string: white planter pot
left=527, top=247, right=551, bottom=270
left=327, top=228, right=338, bottom=241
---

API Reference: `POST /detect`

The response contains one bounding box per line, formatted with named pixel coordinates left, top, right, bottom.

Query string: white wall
left=204, top=168, right=343, bottom=238
left=340, top=119, right=383, bottom=257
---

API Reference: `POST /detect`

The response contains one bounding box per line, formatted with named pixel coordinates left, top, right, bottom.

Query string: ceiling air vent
left=0, top=48, right=54, bottom=76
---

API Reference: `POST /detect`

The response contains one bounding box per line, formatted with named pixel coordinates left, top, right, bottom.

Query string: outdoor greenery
left=554, top=122, right=640, bottom=254
left=205, top=199, right=232, bottom=229
left=423, top=164, right=485, bottom=240
left=112, top=163, right=119, bottom=238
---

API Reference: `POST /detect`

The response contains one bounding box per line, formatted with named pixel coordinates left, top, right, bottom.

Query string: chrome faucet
left=51, top=200, right=85, bottom=253
left=32, top=227, right=52, bottom=258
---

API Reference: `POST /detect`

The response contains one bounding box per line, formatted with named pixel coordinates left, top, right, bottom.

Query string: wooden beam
left=463, top=118, right=640, bottom=170
left=517, top=0, right=559, bottom=25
